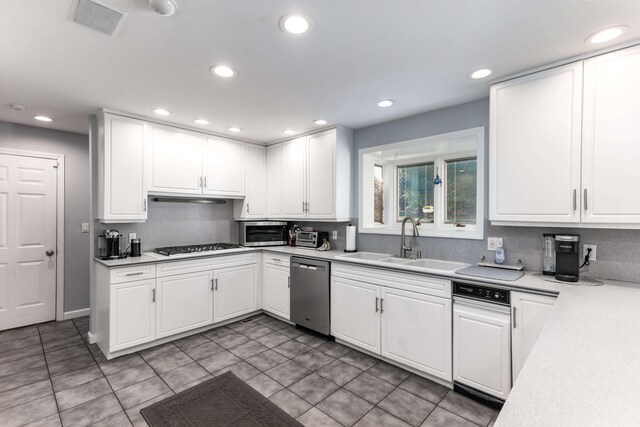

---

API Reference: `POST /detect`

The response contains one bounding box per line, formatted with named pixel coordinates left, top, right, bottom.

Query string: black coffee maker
left=98, top=229, right=123, bottom=260
left=554, top=234, right=580, bottom=282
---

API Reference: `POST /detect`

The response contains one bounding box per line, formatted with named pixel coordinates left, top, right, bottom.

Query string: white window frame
left=358, top=127, right=485, bottom=240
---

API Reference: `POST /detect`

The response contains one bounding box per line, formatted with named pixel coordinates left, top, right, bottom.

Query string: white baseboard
left=63, top=308, right=90, bottom=320
left=87, top=331, right=97, bottom=344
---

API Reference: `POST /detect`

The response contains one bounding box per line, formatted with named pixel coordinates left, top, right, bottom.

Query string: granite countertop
left=95, top=247, right=640, bottom=425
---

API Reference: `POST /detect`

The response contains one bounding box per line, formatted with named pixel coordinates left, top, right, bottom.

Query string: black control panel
left=453, top=282, right=510, bottom=305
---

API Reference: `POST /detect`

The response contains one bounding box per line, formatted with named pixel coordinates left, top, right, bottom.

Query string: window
left=359, top=127, right=485, bottom=240
left=397, top=163, right=434, bottom=223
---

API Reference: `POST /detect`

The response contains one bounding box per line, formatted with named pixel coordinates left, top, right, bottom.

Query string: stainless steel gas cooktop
left=153, top=243, right=243, bottom=256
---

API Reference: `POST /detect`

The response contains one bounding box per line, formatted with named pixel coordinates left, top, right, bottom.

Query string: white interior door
left=0, top=154, right=57, bottom=330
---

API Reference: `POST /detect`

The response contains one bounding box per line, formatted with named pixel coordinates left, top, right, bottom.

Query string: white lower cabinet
left=214, top=264, right=259, bottom=323
left=331, top=265, right=451, bottom=381
left=331, top=276, right=381, bottom=354
left=263, top=256, right=290, bottom=320
left=453, top=300, right=511, bottom=400
left=511, top=291, right=557, bottom=382
left=109, top=279, right=156, bottom=352
left=381, top=287, right=452, bottom=380
left=155, top=270, right=214, bottom=339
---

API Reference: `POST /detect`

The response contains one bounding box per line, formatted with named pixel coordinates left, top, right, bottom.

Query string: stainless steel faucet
left=400, top=217, right=420, bottom=258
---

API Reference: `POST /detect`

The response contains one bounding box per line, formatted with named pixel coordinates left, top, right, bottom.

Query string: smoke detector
left=148, top=0, right=178, bottom=16
left=71, top=0, right=127, bottom=36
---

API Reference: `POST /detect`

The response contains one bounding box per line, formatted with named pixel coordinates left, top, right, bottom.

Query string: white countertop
left=95, top=247, right=640, bottom=425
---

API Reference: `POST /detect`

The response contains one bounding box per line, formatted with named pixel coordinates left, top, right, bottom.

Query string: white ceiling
left=1, top=0, right=639, bottom=143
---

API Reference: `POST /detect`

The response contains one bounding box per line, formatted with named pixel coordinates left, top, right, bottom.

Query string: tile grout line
left=37, top=323, right=65, bottom=427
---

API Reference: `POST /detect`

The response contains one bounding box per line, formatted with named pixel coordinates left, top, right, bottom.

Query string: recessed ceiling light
left=587, top=25, right=629, bottom=44
left=33, top=115, right=53, bottom=122
left=283, top=129, right=297, bottom=135
left=147, top=0, right=177, bottom=16
left=279, top=14, right=312, bottom=35
left=210, top=65, right=237, bottom=78
left=194, top=119, right=209, bottom=125
left=469, top=69, right=493, bottom=79
left=376, top=99, right=394, bottom=108
left=313, top=119, right=327, bottom=125
left=228, top=127, right=242, bottom=132
left=152, top=108, right=171, bottom=116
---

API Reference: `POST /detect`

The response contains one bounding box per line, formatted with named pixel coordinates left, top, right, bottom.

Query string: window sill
left=358, top=225, right=484, bottom=240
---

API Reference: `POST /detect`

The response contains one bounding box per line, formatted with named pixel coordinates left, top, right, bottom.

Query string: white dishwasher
left=452, top=282, right=511, bottom=407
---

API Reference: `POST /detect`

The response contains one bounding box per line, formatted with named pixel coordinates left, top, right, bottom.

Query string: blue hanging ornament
left=434, top=167, right=441, bottom=185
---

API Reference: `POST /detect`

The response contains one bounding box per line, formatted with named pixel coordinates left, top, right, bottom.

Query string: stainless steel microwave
left=239, top=221, right=288, bottom=247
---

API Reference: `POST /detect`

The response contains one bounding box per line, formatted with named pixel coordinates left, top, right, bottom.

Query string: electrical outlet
left=584, top=244, right=597, bottom=261
left=332, top=230, right=338, bottom=240
left=129, top=232, right=137, bottom=241
left=487, top=237, right=503, bottom=251
left=81, top=223, right=89, bottom=233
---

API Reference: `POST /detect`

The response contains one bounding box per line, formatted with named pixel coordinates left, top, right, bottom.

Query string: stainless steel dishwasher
left=290, top=257, right=330, bottom=335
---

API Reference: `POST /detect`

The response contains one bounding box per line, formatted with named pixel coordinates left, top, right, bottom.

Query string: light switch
left=81, top=223, right=89, bottom=233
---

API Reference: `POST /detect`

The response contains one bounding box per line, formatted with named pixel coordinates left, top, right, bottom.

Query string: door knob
left=46, top=250, right=55, bottom=256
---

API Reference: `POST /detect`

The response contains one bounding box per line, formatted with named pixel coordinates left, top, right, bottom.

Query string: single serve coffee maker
left=554, top=234, right=580, bottom=282
left=97, top=229, right=124, bottom=260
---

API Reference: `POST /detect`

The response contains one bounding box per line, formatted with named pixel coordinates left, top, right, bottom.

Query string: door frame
left=0, top=147, right=65, bottom=322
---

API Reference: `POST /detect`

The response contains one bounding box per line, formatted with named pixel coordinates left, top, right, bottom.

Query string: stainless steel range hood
left=151, top=196, right=227, bottom=204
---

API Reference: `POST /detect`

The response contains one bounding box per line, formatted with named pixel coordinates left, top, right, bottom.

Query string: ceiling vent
left=71, top=0, right=127, bottom=36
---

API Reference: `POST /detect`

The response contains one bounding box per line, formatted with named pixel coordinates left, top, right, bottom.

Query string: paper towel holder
left=344, top=224, right=357, bottom=253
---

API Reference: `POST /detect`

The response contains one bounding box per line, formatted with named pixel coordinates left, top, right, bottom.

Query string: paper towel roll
left=346, top=225, right=357, bottom=251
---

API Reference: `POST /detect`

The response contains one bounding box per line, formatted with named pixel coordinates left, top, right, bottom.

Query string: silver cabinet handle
left=306, top=201, right=309, bottom=212
left=204, top=176, right=207, bottom=188
left=152, top=289, right=156, bottom=302
left=144, top=198, right=147, bottom=212
left=512, top=306, right=517, bottom=328
left=584, top=189, right=588, bottom=211
left=125, top=272, right=144, bottom=277
left=211, top=278, right=214, bottom=291
left=302, top=201, right=305, bottom=212
left=247, top=202, right=250, bottom=213
left=573, top=189, right=577, bottom=212
left=272, top=258, right=281, bottom=262
left=214, top=278, right=218, bottom=290
left=288, top=276, right=290, bottom=288
left=200, top=176, right=203, bottom=188
left=375, top=297, right=379, bottom=312
left=380, top=298, right=384, bottom=313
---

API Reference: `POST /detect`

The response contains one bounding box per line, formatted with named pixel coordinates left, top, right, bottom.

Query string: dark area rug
left=141, top=372, right=303, bottom=426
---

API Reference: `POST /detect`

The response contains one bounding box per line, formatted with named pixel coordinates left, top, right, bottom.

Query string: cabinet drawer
left=157, top=258, right=216, bottom=277
left=264, top=253, right=290, bottom=267
left=110, top=264, right=156, bottom=284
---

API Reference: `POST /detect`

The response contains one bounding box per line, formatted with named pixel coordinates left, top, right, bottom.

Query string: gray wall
left=0, top=121, right=90, bottom=311
left=352, top=99, right=640, bottom=283
left=113, top=200, right=239, bottom=252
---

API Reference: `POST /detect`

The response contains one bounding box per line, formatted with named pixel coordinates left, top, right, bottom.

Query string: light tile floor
left=0, top=315, right=499, bottom=427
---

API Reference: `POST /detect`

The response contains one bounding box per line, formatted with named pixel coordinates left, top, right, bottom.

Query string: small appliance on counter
left=97, top=229, right=126, bottom=260
left=130, top=238, right=141, bottom=257
left=295, top=230, right=329, bottom=249
left=554, top=234, right=580, bottom=282
left=240, top=221, right=288, bottom=247
left=543, top=234, right=556, bottom=275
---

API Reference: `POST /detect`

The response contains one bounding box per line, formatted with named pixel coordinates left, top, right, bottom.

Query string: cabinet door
left=213, top=264, right=258, bottom=323
left=511, top=292, right=556, bottom=382
left=147, top=125, right=203, bottom=195
left=155, top=271, right=214, bottom=339
left=237, top=144, right=266, bottom=219
left=582, top=46, right=640, bottom=224
left=266, top=144, right=284, bottom=217
left=263, top=263, right=290, bottom=320
left=331, top=276, right=380, bottom=354
left=306, top=130, right=336, bottom=218
left=489, top=62, right=582, bottom=223
left=100, top=115, right=147, bottom=221
left=281, top=137, right=307, bottom=218
left=381, top=288, right=452, bottom=381
left=203, top=137, right=245, bottom=197
left=109, top=279, right=155, bottom=351
left=453, top=300, right=511, bottom=400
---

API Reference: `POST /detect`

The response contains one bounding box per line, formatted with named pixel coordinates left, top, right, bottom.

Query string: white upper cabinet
left=490, top=62, right=583, bottom=224
left=271, top=128, right=352, bottom=221
left=491, top=44, right=640, bottom=228
left=147, top=124, right=202, bottom=195
left=203, top=137, right=245, bottom=197
left=97, top=113, right=147, bottom=222
left=235, top=144, right=266, bottom=219
left=281, top=137, right=307, bottom=218
left=581, top=45, right=640, bottom=224
left=266, top=143, right=284, bottom=217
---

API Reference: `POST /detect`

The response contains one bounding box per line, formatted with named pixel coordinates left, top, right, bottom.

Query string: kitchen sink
left=406, top=258, right=468, bottom=271
left=339, top=252, right=392, bottom=261
left=380, top=257, right=413, bottom=265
